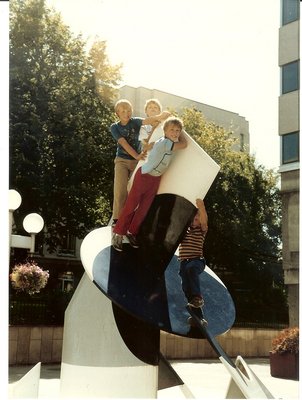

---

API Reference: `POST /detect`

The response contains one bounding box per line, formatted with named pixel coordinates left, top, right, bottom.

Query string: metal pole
left=9, top=210, right=13, bottom=262
left=29, top=233, right=36, bottom=256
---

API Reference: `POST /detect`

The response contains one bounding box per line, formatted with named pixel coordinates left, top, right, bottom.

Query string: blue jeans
left=179, top=258, right=206, bottom=301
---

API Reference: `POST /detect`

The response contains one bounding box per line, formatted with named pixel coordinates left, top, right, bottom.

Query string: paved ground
left=8, top=358, right=299, bottom=399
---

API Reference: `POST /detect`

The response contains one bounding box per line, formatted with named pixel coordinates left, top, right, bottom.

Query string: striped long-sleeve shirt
left=178, top=226, right=206, bottom=260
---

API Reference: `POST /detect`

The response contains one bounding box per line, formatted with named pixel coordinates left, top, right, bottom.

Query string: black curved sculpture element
left=83, top=194, right=235, bottom=364
left=137, top=194, right=197, bottom=276
left=112, top=302, right=160, bottom=366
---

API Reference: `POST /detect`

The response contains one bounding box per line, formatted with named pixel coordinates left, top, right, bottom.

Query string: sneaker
left=126, top=231, right=139, bottom=248
left=112, top=233, right=123, bottom=252
left=187, top=296, right=204, bottom=308
left=187, top=304, right=208, bottom=326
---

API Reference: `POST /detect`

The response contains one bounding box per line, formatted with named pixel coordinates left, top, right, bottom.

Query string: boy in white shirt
left=139, top=98, right=163, bottom=152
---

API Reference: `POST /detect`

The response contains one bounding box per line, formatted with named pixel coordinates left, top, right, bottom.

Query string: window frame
left=281, top=131, right=299, bottom=165
left=57, top=233, right=77, bottom=257
left=281, top=61, right=299, bottom=94
left=282, top=0, right=299, bottom=26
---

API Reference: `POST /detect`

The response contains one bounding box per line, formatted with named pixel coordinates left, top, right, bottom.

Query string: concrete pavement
left=8, top=358, right=299, bottom=399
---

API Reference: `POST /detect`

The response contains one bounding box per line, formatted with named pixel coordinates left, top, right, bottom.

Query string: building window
left=282, top=0, right=299, bottom=25
left=282, top=132, right=299, bottom=164
left=57, top=234, right=76, bottom=256
left=58, top=271, right=74, bottom=292
left=282, top=61, right=299, bottom=94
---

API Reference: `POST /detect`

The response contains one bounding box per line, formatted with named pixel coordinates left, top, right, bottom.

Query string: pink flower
left=10, top=260, right=49, bottom=295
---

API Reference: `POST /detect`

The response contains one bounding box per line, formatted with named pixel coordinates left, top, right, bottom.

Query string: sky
left=46, top=0, right=281, bottom=171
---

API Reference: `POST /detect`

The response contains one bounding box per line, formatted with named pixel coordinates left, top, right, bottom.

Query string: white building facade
left=278, top=0, right=300, bottom=326
left=118, top=85, right=249, bottom=153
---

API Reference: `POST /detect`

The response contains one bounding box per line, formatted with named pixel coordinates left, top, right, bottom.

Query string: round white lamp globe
left=9, top=189, right=22, bottom=211
left=23, top=213, right=44, bottom=234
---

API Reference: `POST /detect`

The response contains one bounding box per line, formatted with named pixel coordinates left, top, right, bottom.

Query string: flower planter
left=10, top=260, right=49, bottom=295
left=270, top=352, right=299, bottom=380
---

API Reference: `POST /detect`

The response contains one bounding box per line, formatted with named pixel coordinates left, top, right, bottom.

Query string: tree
left=181, top=108, right=286, bottom=323
left=89, top=39, right=122, bottom=103
left=9, top=0, right=120, bottom=251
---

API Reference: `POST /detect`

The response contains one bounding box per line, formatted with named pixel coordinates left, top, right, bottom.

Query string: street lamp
left=9, top=189, right=22, bottom=211
left=23, top=213, right=44, bottom=254
left=8, top=189, right=22, bottom=252
left=9, top=189, right=44, bottom=257
left=9, top=189, right=22, bottom=249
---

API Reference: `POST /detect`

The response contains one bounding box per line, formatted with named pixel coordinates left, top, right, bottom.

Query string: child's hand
left=144, top=142, right=154, bottom=152
left=150, top=121, right=160, bottom=128
left=137, top=151, right=147, bottom=161
left=160, top=111, right=171, bottom=121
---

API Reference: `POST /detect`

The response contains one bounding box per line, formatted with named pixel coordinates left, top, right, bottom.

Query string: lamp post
left=23, top=213, right=45, bottom=255
left=9, top=189, right=22, bottom=250
left=9, top=189, right=44, bottom=258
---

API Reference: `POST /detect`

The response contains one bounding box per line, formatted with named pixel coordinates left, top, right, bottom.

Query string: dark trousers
left=179, top=257, right=206, bottom=301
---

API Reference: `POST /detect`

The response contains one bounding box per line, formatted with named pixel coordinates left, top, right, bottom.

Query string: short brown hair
left=144, top=99, right=162, bottom=113
left=114, top=99, right=133, bottom=113
left=163, top=116, right=183, bottom=132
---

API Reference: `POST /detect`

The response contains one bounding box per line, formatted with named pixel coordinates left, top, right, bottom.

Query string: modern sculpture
left=60, top=130, right=274, bottom=398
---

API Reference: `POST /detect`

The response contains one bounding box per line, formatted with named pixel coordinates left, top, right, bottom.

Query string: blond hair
left=144, top=98, right=162, bottom=113
left=114, top=99, right=133, bottom=113
left=163, top=116, right=183, bottom=132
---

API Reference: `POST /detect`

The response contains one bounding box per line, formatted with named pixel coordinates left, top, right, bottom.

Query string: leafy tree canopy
left=10, top=0, right=121, bottom=251
left=89, top=39, right=123, bottom=103
left=9, top=1, right=286, bottom=322
left=181, top=108, right=285, bottom=322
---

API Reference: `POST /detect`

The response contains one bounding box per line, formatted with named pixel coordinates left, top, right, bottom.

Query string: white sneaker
left=126, top=231, right=139, bottom=248
left=112, top=233, right=123, bottom=252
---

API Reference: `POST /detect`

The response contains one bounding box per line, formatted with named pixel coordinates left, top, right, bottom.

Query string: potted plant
left=270, top=326, right=299, bottom=380
left=10, top=260, right=49, bottom=296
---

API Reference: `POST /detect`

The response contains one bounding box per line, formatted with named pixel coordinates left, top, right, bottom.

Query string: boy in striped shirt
left=179, top=198, right=208, bottom=323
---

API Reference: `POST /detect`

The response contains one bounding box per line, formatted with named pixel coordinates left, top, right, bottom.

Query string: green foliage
left=89, top=39, right=123, bottom=103
left=10, top=0, right=121, bottom=251
left=181, top=108, right=285, bottom=321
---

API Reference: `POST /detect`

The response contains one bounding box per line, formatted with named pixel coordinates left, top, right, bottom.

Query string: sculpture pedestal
left=60, top=273, right=158, bottom=398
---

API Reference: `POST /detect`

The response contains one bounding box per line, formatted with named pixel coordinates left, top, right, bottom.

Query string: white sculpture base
left=224, top=356, right=274, bottom=399
left=60, top=273, right=158, bottom=398
left=9, top=362, right=40, bottom=399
